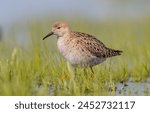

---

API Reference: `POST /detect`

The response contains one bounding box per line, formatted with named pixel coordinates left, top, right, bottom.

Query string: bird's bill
left=43, top=32, right=54, bottom=40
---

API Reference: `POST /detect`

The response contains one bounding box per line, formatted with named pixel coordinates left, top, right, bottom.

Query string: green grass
left=0, top=18, right=150, bottom=95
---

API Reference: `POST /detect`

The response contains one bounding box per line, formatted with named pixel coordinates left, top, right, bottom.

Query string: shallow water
left=35, top=77, right=150, bottom=96
left=115, top=78, right=150, bottom=96
left=48, top=80, right=150, bottom=96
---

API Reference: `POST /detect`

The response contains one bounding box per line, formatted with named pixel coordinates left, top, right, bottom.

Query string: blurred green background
left=0, top=0, right=150, bottom=96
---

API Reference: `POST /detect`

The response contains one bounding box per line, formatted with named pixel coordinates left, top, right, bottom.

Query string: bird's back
left=71, top=31, right=122, bottom=58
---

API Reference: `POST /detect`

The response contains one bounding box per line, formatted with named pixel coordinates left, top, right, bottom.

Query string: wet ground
left=35, top=77, right=150, bottom=96
left=115, top=78, right=150, bottom=96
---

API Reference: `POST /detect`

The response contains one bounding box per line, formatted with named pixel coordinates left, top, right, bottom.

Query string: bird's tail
left=106, top=48, right=123, bottom=57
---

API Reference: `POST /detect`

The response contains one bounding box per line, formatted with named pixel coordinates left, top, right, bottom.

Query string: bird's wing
left=72, top=32, right=109, bottom=58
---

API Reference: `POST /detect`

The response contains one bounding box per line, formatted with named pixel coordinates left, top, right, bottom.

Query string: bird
left=43, top=21, right=122, bottom=73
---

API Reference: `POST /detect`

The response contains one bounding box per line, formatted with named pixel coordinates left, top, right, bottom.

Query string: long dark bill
left=43, top=32, right=54, bottom=40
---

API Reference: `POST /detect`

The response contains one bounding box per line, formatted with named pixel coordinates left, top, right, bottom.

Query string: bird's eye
left=57, top=27, right=61, bottom=29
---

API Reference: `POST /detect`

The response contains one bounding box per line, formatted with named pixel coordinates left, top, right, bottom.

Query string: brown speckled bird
left=43, top=21, right=122, bottom=73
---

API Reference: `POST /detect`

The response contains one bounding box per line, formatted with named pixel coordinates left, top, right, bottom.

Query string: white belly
left=57, top=38, right=106, bottom=67
left=57, top=38, right=82, bottom=65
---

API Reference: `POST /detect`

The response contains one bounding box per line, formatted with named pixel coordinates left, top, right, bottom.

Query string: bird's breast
left=57, top=37, right=106, bottom=67
left=57, top=37, right=71, bottom=56
left=57, top=38, right=84, bottom=65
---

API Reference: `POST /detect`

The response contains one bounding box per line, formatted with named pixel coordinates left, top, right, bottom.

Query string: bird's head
left=43, top=21, right=70, bottom=40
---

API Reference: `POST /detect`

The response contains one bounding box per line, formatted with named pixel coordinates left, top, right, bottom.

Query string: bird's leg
left=90, top=66, right=94, bottom=74
left=67, top=62, right=75, bottom=79
left=90, top=66, right=94, bottom=78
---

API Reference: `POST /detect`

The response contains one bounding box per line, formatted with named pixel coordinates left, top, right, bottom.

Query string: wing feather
left=72, top=32, right=108, bottom=58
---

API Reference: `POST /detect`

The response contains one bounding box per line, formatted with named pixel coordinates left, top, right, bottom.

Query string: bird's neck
left=57, top=31, right=72, bottom=40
